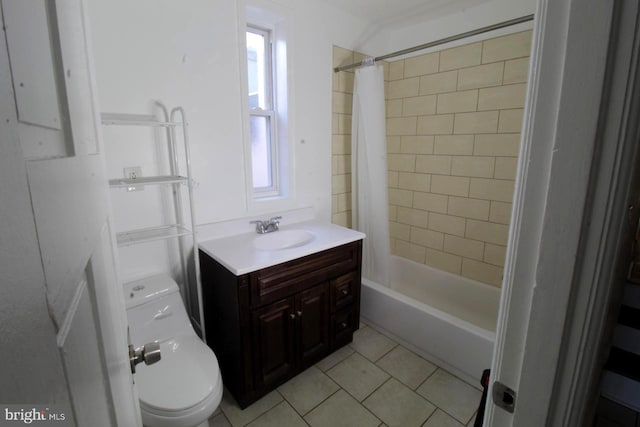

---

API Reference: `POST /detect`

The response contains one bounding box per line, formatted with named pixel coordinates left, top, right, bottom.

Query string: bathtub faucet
left=250, top=216, right=282, bottom=234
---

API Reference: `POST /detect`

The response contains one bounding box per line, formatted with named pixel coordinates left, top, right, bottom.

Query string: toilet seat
left=136, top=335, right=222, bottom=414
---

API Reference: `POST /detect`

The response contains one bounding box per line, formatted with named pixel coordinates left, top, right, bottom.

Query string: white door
left=1, top=0, right=140, bottom=425
left=485, top=0, right=639, bottom=425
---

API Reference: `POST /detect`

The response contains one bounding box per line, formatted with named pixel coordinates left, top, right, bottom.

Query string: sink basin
left=253, top=229, right=315, bottom=251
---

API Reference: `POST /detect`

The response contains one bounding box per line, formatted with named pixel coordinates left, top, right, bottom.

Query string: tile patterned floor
left=209, top=321, right=482, bottom=427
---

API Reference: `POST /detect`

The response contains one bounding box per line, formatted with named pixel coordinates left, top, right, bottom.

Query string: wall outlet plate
left=124, top=166, right=142, bottom=179
left=123, top=167, right=143, bottom=192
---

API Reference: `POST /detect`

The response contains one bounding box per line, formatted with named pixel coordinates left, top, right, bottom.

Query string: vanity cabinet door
left=296, top=283, right=329, bottom=367
left=251, top=297, right=296, bottom=393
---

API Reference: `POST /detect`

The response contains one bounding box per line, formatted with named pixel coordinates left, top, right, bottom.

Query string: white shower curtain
left=351, top=64, right=390, bottom=287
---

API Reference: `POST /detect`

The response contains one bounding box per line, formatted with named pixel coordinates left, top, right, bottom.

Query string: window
left=246, top=25, right=278, bottom=195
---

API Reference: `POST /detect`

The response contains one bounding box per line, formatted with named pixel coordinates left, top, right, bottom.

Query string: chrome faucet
left=250, top=216, right=282, bottom=234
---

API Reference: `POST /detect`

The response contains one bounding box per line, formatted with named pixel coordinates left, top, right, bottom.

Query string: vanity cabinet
left=199, top=240, right=362, bottom=408
left=251, top=282, right=328, bottom=394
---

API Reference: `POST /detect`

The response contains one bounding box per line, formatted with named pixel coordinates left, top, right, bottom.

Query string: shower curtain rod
left=333, top=14, right=534, bottom=73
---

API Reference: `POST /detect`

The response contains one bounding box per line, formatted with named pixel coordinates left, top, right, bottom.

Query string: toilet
left=124, top=274, right=223, bottom=427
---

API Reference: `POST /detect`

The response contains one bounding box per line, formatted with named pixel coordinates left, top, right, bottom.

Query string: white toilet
left=124, top=274, right=223, bottom=427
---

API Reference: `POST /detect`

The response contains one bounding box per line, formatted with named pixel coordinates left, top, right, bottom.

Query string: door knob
left=129, top=342, right=161, bottom=374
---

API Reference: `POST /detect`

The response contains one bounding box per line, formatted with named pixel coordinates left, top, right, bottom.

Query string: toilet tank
left=123, top=274, right=194, bottom=345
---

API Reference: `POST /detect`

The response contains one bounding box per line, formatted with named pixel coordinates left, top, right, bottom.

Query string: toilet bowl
left=124, top=274, right=223, bottom=427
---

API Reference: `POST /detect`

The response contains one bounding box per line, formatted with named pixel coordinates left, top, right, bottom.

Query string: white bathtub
left=360, top=255, right=501, bottom=385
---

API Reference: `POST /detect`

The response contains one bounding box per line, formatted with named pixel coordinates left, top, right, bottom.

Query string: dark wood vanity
left=199, top=239, right=362, bottom=408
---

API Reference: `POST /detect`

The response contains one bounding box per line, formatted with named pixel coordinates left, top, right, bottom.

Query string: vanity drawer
left=330, top=272, right=356, bottom=312
left=331, top=308, right=356, bottom=349
left=250, top=242, right=360, bottom=307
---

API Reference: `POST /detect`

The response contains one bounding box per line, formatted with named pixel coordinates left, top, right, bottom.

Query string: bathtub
left=360, top=255, right=501, bottom=385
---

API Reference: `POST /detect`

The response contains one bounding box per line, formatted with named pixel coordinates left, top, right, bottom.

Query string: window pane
left=246, top=31, right=266, bottom=109
left=249, top=114, right=272, bottom=189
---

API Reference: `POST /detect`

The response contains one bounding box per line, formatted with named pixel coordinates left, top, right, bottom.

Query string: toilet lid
left=135, top=335, right=221, bottom=413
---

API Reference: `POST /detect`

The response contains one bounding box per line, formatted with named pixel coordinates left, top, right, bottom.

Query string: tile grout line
left=306, top=372, right=385, bottom=427
left=358, top=341, right=400, bottom=365
left=279, top=368, right=342, bottom=421
left=208, top=411, right=232, bottom=427
left=230, top=389, right=285, bottom=427
left=274, top=399, right=313, bottom=427
left=297, top=388, right=340, bottom=423
left=421, top=407, right=438, bottom=427
left=360, top=375, right=394, bottom=405
left=422, top=406, right=473, bottom=427
left=413, top=367, right=480, bottom=427
left=351, top=330, right=439, bottom=424
left=334, top=381, right=385, bottom=426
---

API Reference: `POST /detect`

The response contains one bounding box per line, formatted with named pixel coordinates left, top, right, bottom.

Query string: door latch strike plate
left=492, top=381, right=516, bottom=413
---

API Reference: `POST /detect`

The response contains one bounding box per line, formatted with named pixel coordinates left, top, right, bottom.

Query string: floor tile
left=277, top=366, right=340, bottom=415
left=362, top=378, right=435, bottom=426
left=327, top=352, right=390, bottom=401
left=220, top=389, right=283, bottom=427
left=467, top=413, right=477, bottom=426
left=304, top=389, right=381, bottom=427
left=316, top=345, right=354, bottom=372
left=416, top=369, right=481, bottom=425
left=376, top=346, right=437, bottom=390
left=360, top=318, right=369, bottom=328
left=209, top=413, right=232, bottom=427
left=424, top=409, right=465, bottom=427
left=246, top=401, right=307, bottom=427
left=350, top=326, right=397, bottom=362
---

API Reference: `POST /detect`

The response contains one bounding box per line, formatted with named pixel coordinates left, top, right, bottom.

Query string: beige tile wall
left=331, top=46, right=364, bottom=228
left=331, top=30, right=531, bottom=287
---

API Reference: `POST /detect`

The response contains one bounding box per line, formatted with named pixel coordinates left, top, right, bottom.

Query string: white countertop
left=198, top=221, right=365, bottom=275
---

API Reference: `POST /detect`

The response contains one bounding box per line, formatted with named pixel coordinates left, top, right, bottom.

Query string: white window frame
left=246, top=24, right=279, bottom=197
left=240, top=0, right=293, bottom=209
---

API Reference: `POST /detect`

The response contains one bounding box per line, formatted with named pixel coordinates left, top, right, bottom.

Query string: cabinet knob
left=289, top=313, right=296, bottom=320
left=341, top=289, right=348, bottom=296
left=296, top=311, right=303, bottom=317
left=340, top=322, right=347, bottom=328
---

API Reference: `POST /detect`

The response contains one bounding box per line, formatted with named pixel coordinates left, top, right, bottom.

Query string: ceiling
left=317, top=0, right=490, bottom=29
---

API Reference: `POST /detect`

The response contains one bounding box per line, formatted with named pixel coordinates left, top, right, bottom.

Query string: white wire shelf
left=108, top=175, right=188, bottom=188
left=101, top=113, right=179, bottom=127
left=115, top=224, right=192, bottom=247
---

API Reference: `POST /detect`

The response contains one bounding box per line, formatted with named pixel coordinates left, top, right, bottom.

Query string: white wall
left=360, top=0, right=535, bottom=59
left=88, top=0, right=370, bottom=228
left=88, top=0, right=247, bottom=227
left=87, top=0, right=370, bottom=281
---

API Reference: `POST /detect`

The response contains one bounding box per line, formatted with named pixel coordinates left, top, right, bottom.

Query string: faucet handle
left=250, top=219, right=266, bottom=233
